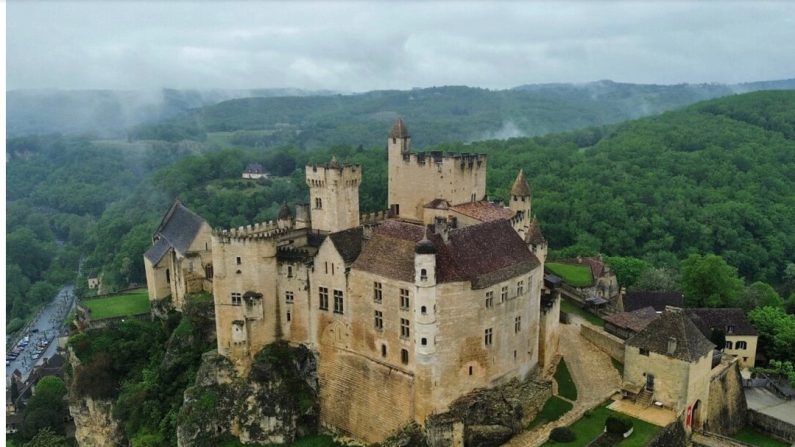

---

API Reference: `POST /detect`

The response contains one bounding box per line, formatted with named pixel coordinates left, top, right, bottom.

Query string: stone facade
left=154, top=119, right=558, bottom=444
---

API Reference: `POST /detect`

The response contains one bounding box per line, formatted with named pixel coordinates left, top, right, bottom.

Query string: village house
left=617, top=290, right=684, bottom=313
left=242, top=162, right=270, bottom=179
left=603, top=306, right=659, bottom=340
left=686, top=308, right=759, bottom=369
left=194, top=119, right=560, bottom=443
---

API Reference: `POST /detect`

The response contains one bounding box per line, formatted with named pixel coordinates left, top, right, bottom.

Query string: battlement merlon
left=305, top=160, right=362, bottom=185
left=212, top=221, right=301, bottom=242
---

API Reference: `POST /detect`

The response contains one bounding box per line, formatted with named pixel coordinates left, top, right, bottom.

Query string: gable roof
left=511, top=169, right=532, bottom=197
left=352, top=219, right=539, bottom=288
left=328, top=227, right=364, bottom=265
left=686, top=308, right=758, bottom=337
left=604, top=306, right=660, bottom=333
left=624, top=291, right=684, bottom=312
left=145, top=200, right=207, bottom=264
left=451, top=201, right=515, bottom=222
left=626, top=309, right=715, bottom=362
left=244, top=163, right=264, bottom=173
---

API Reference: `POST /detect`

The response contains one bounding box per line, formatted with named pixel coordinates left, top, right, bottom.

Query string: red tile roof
left=451, top=201, right=515, bottom=223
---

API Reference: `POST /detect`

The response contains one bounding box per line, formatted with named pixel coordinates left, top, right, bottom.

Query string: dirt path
left=504, top=315, right=622, bottom=447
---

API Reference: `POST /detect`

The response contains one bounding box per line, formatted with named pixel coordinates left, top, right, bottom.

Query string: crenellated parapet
left=213, top=220, right=290, bottom=244
left=402, top=151, right=487, bottom=170
left=359, top=209, right=391, bottom=225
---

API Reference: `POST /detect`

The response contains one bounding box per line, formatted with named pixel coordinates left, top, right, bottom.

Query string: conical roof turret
left=511, top=169, right=532, bottom=197
left=389, top=118, right=410, bottom=139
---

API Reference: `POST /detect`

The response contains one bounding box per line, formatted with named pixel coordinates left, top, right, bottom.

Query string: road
left=6, top=285, right=75, bottom=383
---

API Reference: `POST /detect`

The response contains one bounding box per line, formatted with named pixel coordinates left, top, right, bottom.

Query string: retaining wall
left=748, top=410, right=795, bottom=443
left=579, top=324, right=625, bottom=362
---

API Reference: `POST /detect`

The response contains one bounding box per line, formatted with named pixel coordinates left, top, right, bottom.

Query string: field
left=546, top=262, right=594, bottom=287
left=82, top=289, right=150, bottom=320
left=732, top=427, right=790, bottom=447
left=543, top=401, right=660, bottom=446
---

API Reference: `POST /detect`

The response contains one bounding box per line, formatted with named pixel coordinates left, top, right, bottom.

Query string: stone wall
left=579, top=324, right=624, bottom=362
left=705, top=360, right=747, bottom=436
left=748, top=410, right=795, bottom=443
left=645, top=419, right=687, bottom=447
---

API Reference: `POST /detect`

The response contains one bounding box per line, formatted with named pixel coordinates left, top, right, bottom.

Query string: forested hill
left=131, top=79, right=795, bottom=148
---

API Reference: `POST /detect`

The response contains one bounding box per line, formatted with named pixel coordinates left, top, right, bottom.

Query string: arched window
left=736, top=341, right=747, bottom=350
left=421, top=306, right=427, bottom=315
left=725, top=341, right=733, bottom=350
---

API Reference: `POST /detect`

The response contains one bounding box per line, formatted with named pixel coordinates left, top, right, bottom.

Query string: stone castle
left=145, top=119, right=560, bottom=443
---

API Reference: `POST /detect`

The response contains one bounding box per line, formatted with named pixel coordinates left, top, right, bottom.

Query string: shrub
left=550, top=426, right=576, bottom=442
left=605, top=415, right=633, bottom=434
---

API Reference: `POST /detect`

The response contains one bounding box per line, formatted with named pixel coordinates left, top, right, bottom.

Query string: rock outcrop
left=177, top=342, right=319, bottom=446
left=69, top=396, right=126, bottom=447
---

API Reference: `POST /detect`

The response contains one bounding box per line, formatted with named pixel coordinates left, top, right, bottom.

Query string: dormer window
left=726, top=325, right=734, bottom=334
left=420, top=269, right=428, bottom=281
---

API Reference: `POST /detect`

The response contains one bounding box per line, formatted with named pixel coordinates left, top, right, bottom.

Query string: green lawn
left=560, top=298, right=605, bottom=327
left=528, top=396, right=574, bottom=429
left=555, top=358, right=578, bottom=401
left=82, top=289, right=150, bottom=320
left=732, top=427, right=790, bottom=447
left=546, top=263, right=593, bottom=287
left=543, top=402, right=660, bottom=446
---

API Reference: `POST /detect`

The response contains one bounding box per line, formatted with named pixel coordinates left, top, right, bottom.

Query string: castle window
left=331, top=263, right=335, bottom=275
left=501, top=286, right=508, bottom=303
left=725, top=341, right=733, bottom=350
left=517, top=280, right=524, bottom=296
left=381, top=344, right=387, bottom=358
left=285, top=291, right=294, bottom=303
left=374, top=310, right=383, bottom=330
left=400, top=318, right=410, bottom=339
left=315, top=197, right=322, bottom=209
left=421, top=306, right=427, bottom=315
left=484, top=328, right=493, bottom=346
left=231, top=292, right=242, bottom=306
left=319, top=287, right=329, bottom=310
left=400, top=289, right=410, bottom=310
left=420, top=269, right=428, bottom=281
left=286, top=311, right=291, bottom=322
left=287, top=266, right=293, bottom=278
left=469, top=366, right=473, bottom=376
left=374, top=282, right=383, bottom=303
left=421, top=337, right=427, bottom=346
left=236, top=256, right=242, bottom=265
left=401, top=349, right=409, bottom=365
left=515, top=316, right=522, bottom=333
left=333, top=290, right=344, bottom=314
left=736, top=341, right=747, bottom=350
left=166, top=268, right=170, bottom=284
left=640, top=348, right=650, bottom=356
left=485, top=291, right=494, bottom=308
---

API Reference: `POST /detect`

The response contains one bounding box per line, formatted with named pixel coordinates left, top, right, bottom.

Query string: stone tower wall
left=306, top=164, right=361, bottom=233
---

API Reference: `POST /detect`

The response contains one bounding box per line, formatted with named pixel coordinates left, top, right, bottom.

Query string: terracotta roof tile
left=604, top=306, right=659, bottom=333
left=451, top=201, right=515, bottom=222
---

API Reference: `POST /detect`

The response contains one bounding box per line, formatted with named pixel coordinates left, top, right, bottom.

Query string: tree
left=748, top=306, right=795, bottom=363
left=681, top=254, right=744, bottom=308
left=740, top=282, right=783, bottom=311
left=605, top=256, right=651, bottom=289
left=23, top=427, right=69, bottom=447
left=710, top=328, right=726, bottom=350
left=20, top=376, right=68, bottom=440
left=632, top=267, right=680, bottom=292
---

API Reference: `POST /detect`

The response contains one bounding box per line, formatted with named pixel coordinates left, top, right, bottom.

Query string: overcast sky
left=7, top=1, right=795, bottom=92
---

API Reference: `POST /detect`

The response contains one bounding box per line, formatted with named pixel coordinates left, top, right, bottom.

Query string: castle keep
left=145, top=119, right=558, bottom=443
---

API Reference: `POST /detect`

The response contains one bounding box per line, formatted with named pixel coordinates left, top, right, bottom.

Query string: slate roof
left=686, top=308, right=758, bottom=337
left=451, top=201, right=515, bottom=222
left=244, top=163, right=264, bottom=173
left=389, top=118, right=410, bottom=138
left=352, top=219, right=540, bottom=288
left=144, top=200, right=207, bottom=264
left=624, top=291, right=684, bottom=312
left=604, top=306, right=660, bottom=333
left=511, top=169, right=532, bottom=197
left=526, top=217, right=545, bottom=245
left=328, top=227, right=364, bottom=265
left=626, top=309, right=715, bottom=362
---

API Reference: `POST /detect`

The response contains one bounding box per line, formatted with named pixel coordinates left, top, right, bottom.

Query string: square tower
left=305, top=157, right=361, bottom=233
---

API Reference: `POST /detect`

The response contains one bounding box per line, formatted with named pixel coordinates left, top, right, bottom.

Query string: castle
left=145, top=119, right=560, bottom=443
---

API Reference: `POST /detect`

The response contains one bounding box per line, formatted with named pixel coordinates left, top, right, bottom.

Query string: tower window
left=165, top=268, right=170, bottom=284
left=373, top=282, right=382, bottom=303
left=400, top=318, right=410, bottom=339
left=484, top=328, right=493, bottom=346
left=285, top=291, right=294, bottom=303
left=485, top=291, right=494, bottom=308
left=469, top=366, right=473, bottom=376
left=286, top=311, right=291, bottom=322
left=421, top=337, right=427, bottom=346
left=319, top=287, right=329, bottom=310
left=420, top=269, right=428, bottom=281
left=236, top=256, right=242, bottom=265
left=381, top=344, right=387, bottom=358
left=315, top=197, right=322, bottom=209
left=401, top=349, right=409, bottom=365
left=287, top=266, right=293, bottom=278
left=231, top=292, right=242, bottom=306
left=421, top=306, right=427, bottom=315
left=374, top=310, right=384, bottom=330
left=333, top=290, right=344, bottom=314
left=400, top=289, right=410, bottom=309
left=515, top=316, right=522, bottom=333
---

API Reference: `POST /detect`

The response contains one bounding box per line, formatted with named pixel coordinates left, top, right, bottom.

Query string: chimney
left=667, top=337, right=678, bottom=355
left=433, top=217, right=448, bottom=242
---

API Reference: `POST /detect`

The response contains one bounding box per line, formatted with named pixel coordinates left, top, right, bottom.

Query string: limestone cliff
left=69, top=396, right=126, bottom=447
left=177, top=342, right=319, bottom=446
left=705, top=360, right=748, bottom=436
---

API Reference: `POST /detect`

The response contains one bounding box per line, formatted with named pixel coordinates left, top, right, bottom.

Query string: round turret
left=415, top=238, right=436, bottom=254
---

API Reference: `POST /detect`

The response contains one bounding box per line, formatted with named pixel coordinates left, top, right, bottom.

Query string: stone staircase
left=635, top=389, right=654, bottom=408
